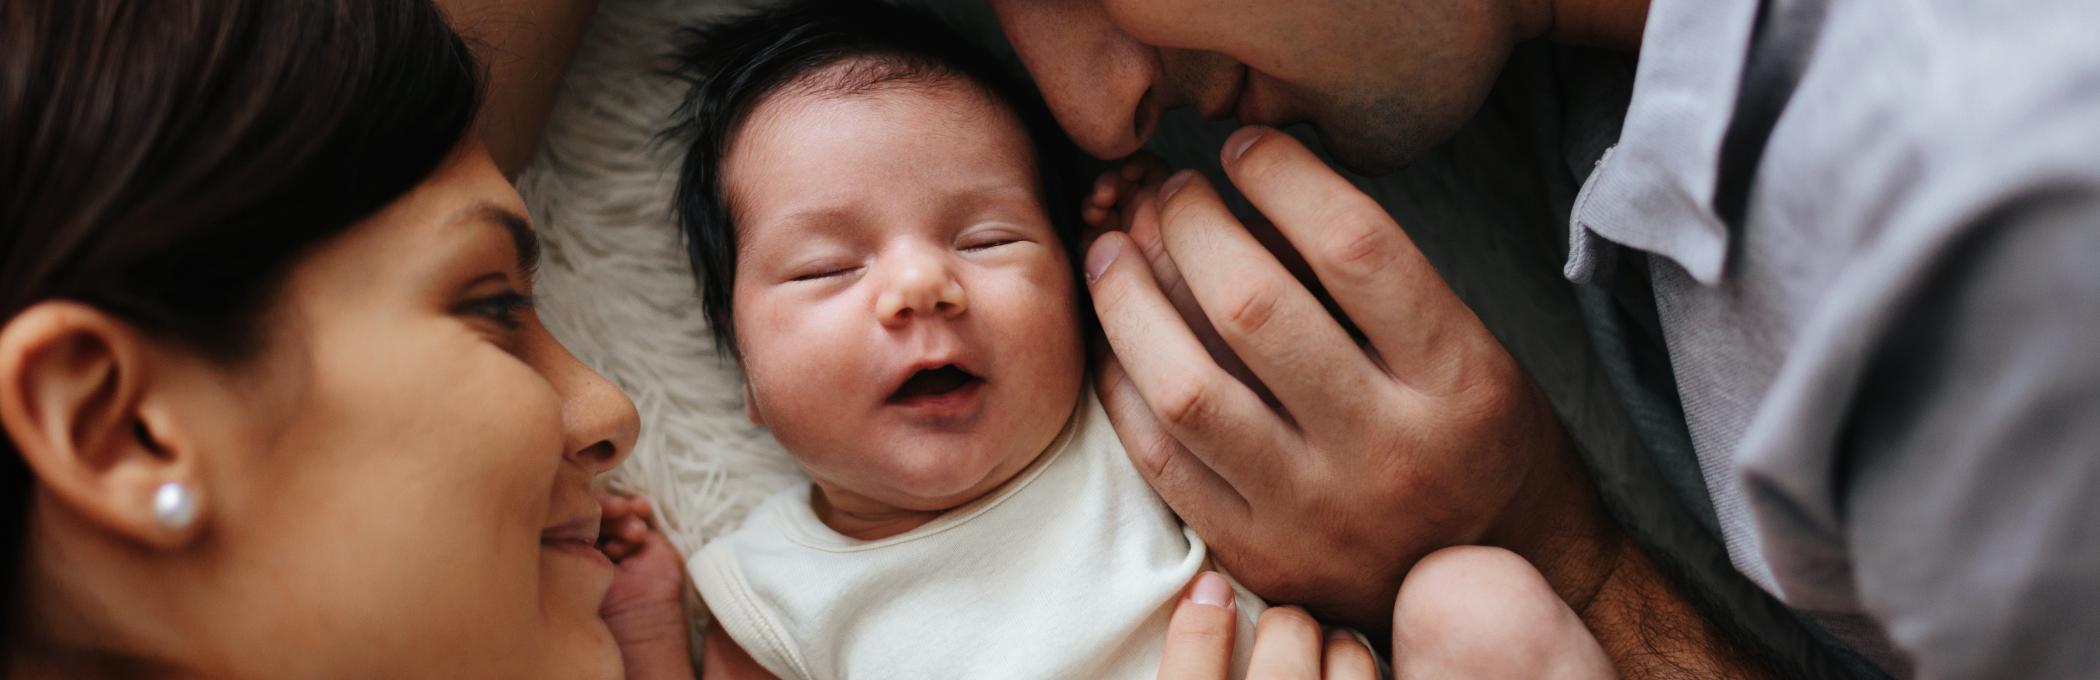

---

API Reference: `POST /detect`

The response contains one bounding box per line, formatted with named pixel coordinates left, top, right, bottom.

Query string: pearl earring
left=153, top=481, right=198, bottom=531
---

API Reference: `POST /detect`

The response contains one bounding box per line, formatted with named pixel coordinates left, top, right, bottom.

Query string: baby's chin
left=875, top=442, right=1044, bottom=510
left=829, top=432, right=1049, bottom=513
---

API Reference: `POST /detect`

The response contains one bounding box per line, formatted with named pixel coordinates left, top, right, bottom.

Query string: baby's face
left=725, top=77, right=1083, bottom=515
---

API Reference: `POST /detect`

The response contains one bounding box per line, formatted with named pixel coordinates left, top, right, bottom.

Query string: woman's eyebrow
left=461, top=202, right=541, bottom=277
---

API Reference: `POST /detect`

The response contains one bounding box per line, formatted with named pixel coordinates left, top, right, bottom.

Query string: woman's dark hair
left=665, top=0, right=1083, bottom=361
left=0, top=0, right=482, bottom=644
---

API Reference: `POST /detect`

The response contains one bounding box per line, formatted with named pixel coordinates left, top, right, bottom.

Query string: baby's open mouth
left=889, top=364, right=982, bottom=402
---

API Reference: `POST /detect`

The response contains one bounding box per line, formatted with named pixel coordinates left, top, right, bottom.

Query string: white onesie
left=692, top=391, right=1265, bottom=679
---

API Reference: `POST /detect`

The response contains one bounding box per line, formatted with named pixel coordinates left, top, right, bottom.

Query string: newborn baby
left=664, top=2, right=1263, bottom=678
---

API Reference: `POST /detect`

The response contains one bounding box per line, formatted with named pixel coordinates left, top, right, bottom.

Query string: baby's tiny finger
left=632, top=498, right=655, bottom=521
left=603, top=541, right=634, bottom=561
left=1091, top=174, right=1120, bottom=208
left=621, top=516, right=648, bottom=542
left=1085, top=205, right=1111, bottom=228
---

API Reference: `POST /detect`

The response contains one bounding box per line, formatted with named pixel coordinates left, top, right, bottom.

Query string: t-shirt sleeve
left=1839, top=188, right=2100, bottom=679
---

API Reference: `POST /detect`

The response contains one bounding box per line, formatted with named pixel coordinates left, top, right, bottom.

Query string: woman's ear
left=0, top=301, right=208, bottom=549
left=743, top=382, right=764, bottom=427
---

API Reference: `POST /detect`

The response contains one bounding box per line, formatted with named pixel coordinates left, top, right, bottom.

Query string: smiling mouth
left=888, top=364, right=982, bottom=403
left=540, top=520, right=610, bottom=567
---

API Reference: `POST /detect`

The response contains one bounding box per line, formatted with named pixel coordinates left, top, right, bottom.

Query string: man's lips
left=1198, top=64, right=1248, bottom=121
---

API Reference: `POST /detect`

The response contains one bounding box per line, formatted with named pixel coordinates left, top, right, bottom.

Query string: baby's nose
left=876, top=258, right=966, bottom=326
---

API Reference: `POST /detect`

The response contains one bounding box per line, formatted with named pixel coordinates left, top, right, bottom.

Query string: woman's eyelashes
left=459, top=291, right=536, bottom=331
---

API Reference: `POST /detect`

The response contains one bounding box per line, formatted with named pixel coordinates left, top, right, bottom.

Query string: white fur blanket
left=515, top=0, right=801, bottom=626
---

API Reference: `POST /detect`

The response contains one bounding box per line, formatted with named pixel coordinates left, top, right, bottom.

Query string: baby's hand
left=1082, top=153, right=1171, bottom=240
left=597, top=493, right=696, bottom=679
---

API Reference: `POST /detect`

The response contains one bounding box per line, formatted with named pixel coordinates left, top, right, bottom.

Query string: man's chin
left=1315, top=125, right=1417, bottom=178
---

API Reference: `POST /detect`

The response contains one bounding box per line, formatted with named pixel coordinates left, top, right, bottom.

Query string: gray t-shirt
left=1569, top=0, right=2100, bottom=676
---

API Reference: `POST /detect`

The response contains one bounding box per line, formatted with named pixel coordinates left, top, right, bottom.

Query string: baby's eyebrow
left=768, top=206, right=859, bottom=234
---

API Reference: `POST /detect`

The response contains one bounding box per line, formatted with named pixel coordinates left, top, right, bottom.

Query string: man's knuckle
left=1157, top=379, right=1214, bottom=431
left=1220, top=284, right=1281, bottom=338
left=1167, top=623, right=1231, bottom=648
left=1319, top=223, right=1402, bottom=283
left=1090, top=268, right=1130, bottom=305
left=1136, top=227, right=1171, bottom=262
left=1148, top=439, right=1195, bottom=488
left=1157, top=184, right=1204, bottom=229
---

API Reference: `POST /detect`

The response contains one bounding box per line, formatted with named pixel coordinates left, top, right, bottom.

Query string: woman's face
left=178, top=144, right=639, bottom=677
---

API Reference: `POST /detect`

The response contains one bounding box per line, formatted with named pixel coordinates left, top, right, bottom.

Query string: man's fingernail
left=1224, top=126, right=1266, bottom=163
left=1085, top=233, right=1122, bottom=284
left=1190, top=572, right=1232, bottom=608
left=1159, top=170, right=1194, bottom=205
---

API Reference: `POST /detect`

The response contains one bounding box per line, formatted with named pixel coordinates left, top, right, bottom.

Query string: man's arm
left=435, top=0, right=599, bottom=179
left=1833, top=189, right=2100, bottom=678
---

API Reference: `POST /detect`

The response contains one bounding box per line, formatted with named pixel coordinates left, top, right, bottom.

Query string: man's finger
left=1157, top=572, right=1239, bottom=680
left=1322, top=629, right=1379, bottom=680
left=1094, top=352, right=1250, bottom=544
left=1087, top=231, right=1291, bottom=493
left=1153, top=170, right=1391, bottom=434
left=1246, top=607, right=1322, bottom=680
left=1220, top=126, right=1482, bottom=392
left=1123, top=185, right=1264, bottom=397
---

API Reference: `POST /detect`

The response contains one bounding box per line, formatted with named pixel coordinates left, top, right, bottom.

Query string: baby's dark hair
left=666, top=0, right=1082, bottom=361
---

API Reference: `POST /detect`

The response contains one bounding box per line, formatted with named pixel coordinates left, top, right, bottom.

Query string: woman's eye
left=460, top=291, right=535, bottom=331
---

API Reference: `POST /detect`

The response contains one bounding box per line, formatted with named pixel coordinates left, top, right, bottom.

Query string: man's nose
left=993, top=0, right=1161, bottom=159
left=875, top=250, right=967, bottom=327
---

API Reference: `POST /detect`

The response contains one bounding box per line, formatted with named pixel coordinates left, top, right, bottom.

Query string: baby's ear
left=742, top=382, right=764, bottom=427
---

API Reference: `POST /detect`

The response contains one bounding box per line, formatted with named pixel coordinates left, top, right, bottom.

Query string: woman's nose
left=875, top=251, right=967, bottom=327
left=540, top=340, right=640, bottom=476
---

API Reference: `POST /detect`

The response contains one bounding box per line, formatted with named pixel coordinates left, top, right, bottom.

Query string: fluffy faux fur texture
left=514, top=0, right=802, bottom=634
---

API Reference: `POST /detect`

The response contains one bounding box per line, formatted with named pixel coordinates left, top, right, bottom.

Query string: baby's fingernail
left=1190, top=572, right=1232, bottom=608
left=1325, top=628, right=1355, bottom=643
left=1159, top=170, right=1194, bottom=205
left=1085, top=233, right=1122, bottom=284
left=1224, top=126, right=1267, bottom=164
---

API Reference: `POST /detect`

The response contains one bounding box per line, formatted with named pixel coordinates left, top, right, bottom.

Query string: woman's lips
left=541, top=518, right=611, bottom=567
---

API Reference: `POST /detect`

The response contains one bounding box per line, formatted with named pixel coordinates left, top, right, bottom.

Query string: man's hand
left=1157, top=572, right=1379, bottom=680
left=1083, top=126, right=1583, bottom=634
